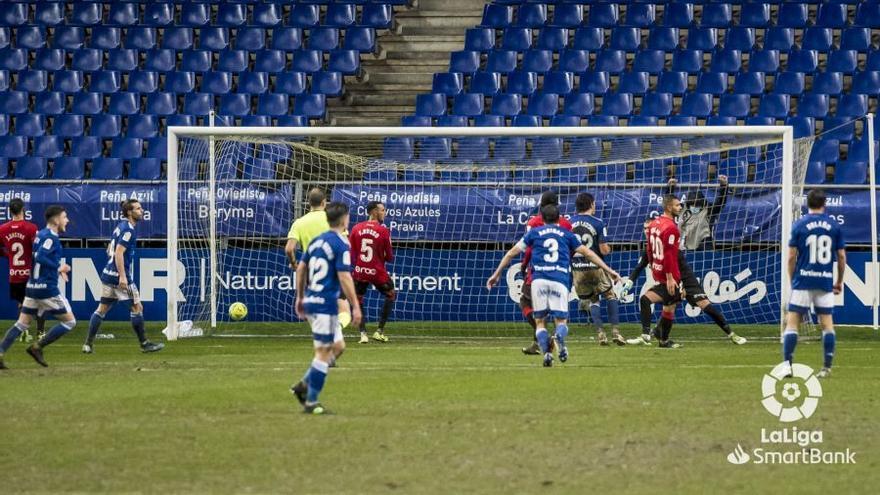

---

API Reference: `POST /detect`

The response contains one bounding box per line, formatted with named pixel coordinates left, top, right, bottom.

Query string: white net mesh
left=170, top=129, right=812, bottom=337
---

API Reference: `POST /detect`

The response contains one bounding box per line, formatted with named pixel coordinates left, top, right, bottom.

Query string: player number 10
left=805, top=234, right=832, bottom=264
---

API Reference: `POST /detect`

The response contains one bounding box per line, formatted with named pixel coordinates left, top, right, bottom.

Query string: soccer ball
left=229, top=302, right=248, bottom=321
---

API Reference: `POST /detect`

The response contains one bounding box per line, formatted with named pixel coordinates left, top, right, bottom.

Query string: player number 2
left=805, top=234, right=832, bottom=264
left=11, top=242, right=25, bottom=266
left=542, top=238, right=559, bottom=263
left=308, top=257, right=329, bottom=292
left=360, top=238, right=374, bottom=263
left=578, top=232, right=593, bottom=249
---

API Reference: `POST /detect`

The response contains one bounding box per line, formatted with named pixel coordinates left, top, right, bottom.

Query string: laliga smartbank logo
left=726, top=363, right=857, bottom=466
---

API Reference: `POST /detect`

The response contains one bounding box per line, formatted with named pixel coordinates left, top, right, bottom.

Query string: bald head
left=308, top=188, right=326, bottom=210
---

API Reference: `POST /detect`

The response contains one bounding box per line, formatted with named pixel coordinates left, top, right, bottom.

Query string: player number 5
left=360, top=238, right=374, bottom=263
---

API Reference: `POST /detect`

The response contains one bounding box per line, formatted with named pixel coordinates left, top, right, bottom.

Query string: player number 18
left=805, top=234, right=832, bottom=264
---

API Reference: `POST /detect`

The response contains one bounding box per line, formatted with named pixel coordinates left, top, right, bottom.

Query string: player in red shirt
left=350, top=201, right=395, bottom=344
left=520, top=192, right=573, bottom=355
left=0, top=198, right=43, bottom=342
left=642, top=194, right=684, bottom=348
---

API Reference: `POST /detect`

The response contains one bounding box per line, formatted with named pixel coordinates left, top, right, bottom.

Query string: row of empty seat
left=0, top=156, right=163, bottom=180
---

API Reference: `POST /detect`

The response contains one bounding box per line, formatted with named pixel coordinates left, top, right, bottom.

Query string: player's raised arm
left=487, top=242, right=526, bottom=290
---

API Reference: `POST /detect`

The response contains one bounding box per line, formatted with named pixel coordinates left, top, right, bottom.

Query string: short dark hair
left=366, top=201, right=383, bottom=216
left=575, top=192, right=594, bottom=213
left=45, top=205, right=65, bottom=222
left=807, top=189, right=827, bottom=210
left=120, top=199, right=140, bottom=219
left=540, top=191, right=559, bottom=207
left=326, top=202, right=349, bottom=227
left=540, top=204, right=560, bottom=224
left=308, top=188, right=325, bottom=208
left=663, top=194, right=679, bottom=211
left=8, top=198, right=24, bottom=216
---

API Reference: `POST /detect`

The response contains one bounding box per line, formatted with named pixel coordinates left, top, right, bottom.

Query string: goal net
left=166, top=126, right=812, bottom=339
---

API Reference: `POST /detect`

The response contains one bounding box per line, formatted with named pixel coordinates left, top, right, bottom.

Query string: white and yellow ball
left=229, top=302, right=248, bottom=321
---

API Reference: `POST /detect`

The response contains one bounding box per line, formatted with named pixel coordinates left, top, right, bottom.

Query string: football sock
left=0, top=322, right=28, bottom=353
left=131, top=312, right=146, bottom=344
left=702, top=303, right=732, bottom=335
left=306, top=358, right=329, bottom=403
left=589, top=303, right=603, bottom=332
left=555, top=323, right=569, bottom=348
left=782, top=330, right=798, bottom=362
left=822, top=329, right=836, bottom=368
left=379, top=297, right=394, bottom=330
left=639, top=295, right=653, bottom=334
left=86, top=311, right=105, bottom=345
left=607, top=299, right=620, bottom=328
left=659, top=311, right=674, bottom=341
left=535, top=327, right=550, bottom=354
left=38, top=320, right=76, bottom=348
left=36, top=315, right=46, bottom=333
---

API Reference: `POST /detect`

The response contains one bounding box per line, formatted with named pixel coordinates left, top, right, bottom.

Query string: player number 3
left=542, top=238, right=559, bottom=263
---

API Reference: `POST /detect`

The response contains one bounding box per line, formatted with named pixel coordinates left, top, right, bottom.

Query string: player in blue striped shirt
left=0, top=206, right=77, bottom=369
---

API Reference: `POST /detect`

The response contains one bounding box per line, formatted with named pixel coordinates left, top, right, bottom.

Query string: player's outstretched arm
left=338, top=272, right=362, bottom=328
left=294, top=260, right=307, bottom=319
left=628, top=250, right=649, bottom=282
left=576, top=245, right=620, bottom=281
left=487, top=245, right=524, bottom=289
left=834, top=248, right=846, bottom=295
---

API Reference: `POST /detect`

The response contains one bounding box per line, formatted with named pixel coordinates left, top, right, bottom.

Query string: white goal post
left=164, top=124, right=877, bottom=341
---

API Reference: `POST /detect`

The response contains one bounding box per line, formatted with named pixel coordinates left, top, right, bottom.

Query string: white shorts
left=22, top=294, right=72, bottom=316
left=531, top=279, right=570, bottom=320
left=307, top=313, right=344, bottom=348
left=788, top=289, right=834, bottom=315
left=101, top=283, right=141, bottom=304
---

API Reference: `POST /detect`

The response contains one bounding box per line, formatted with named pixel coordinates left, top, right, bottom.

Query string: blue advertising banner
left=0, top=248, right=875, bottom=326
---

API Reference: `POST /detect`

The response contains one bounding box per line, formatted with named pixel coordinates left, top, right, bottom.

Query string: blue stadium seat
left=502, top=28, right=532, bottom=51
left=107, top=2, right=138, bottom=26
left=144, top=92, right=176, bottom=117
left=416, top=93, right=447, bottom=117
left=701, top=3, right=732, bottom=28
left=126, top=115, right=158, bottom=139
left=90, top=26, right=120, bottom=50
left=362, top=4, right=393, bottom=29
left=739, top=3, right=770, bottom=28
left=35, top=3, right=64, bottom=26
left=145, top=136, right=168, bottom=159
left=868, top=51, right=880, bottom=71
left=671, top=49, right=703, bottom=73
left=437, top=116, right=467, bottom=127
left=128, top=71, right=158, bottom=93
left=786, top=116, right=815, bottom=139
left=491, top=93, right=522, bottom=116
left=92, top=158, right=124, bottom=180
left=70, top=136, right=102, bottom=159
left=725, top=27, right=755, bottom=51
left=16, top=26, right=47, bottom=50
left=184, top=93, right=213, bottom=116
left=289, top=4, right=320, bottom=27
left=0, top=28, right=10, bottom=49
left=14, top=115, right=46, bottom=137
left=420, top=137, right=452, bottom=161
left=218, top=50, right=250, bottom=72
left=687, top=28, right=717, bottom=51
left=522, top=49, right=553, bottom=73
left=161, top=27, right=194, bottom=50
left=110, top=137, right=143, bottom=160
left=507, top=71, right=537, bottom=95
left=787, top=49, right=818, bottom=73
left=712, top=50, right=741, bottom=73
left=856, top=2, right=880, bottom=27
left=253, top=49, right=286, bottom=73
left=551, top=4, right=582, bottom=28
left=53, top=114, right=84, bottom=137
left=90, top=115, right=122, bottom=138
left=641, top=92, right=673, bottom=117
left=449, top=51, right=480, bottom=74
left=852, top=71, right=880, bottom=94
left=805, top=161, right=827, bottom=184
left=106, top=49, right=138, bottom=72
left=680, top=93, right=713, bottom=118
left=481, top=4, right=512, bottom=29
left=667, top=116, right=697, bottom=127
left=590, top=114, right=618, bottom=128
left=166, top=114, right=196, bottom=129
left=157, top=72, right=191, bottom=94
left=695, top=72, right=727, bottom=95
left=569, top=136, right=601, bottom=162
left=312, top=71, right=344, bottom=96
left=595, top=50, right=626, bottom=74
left=764, top=28, right=794, bottom=52
left=816, top=3, right=847, bottom=29
left=774, top=72, right=805, bottom=95
left=241, top=115, right=271, bottom=127
left=601, top=92, right=633, bottom=116
left=235, top=28, right=266, bottom=51
left=516, top=4, right=547, bottom=28
left=494, top=137, right=525, bottom=160
left=15, top=158, right=47, bottom=180
left=271, top=28, right=303, bottom=51
left=294, top=94, right=326, bottom=119
left=777, top=4, right=808, bottom=29
left=630, top=115, right=659, bottom=127
left=536, top=28, right=568, bottom=52
left=532, top=137, right=562, bottom=160
left=588, top=3, right=618, bottom=28
left=580, top=70, right=610, bottom=94
left=618, top=71, right=649, bottom=95
left=474, top=114, right=504, bottom=127
left=217, top=4, right=246, bottom=27
left=610, top=27, right=640, bottom=51
left=663, top=3, right=693, bottom=27
left=0, top=90, right=27, bottom=114
left=308, top=28, right=339, bottom=51
left=718, top=94, right=750, bottom=118
left=70, top=3, right=101, bottom=25
left=344, top=28, right=375, bottom=52
left=218, top=94, right=250, bottom=117
left=199, top=71, right=231, bottom=94
left=544, top=71, right=573, bottom=95
left=0, top=135, right=26, bottom=159
left=803, top=28, right=833, bottom=52
left=140, top=49, right=172, bottom=72
left=34, top=91, right=64, bottom=116
left=69, top=48, right=99, bottom=71
left=291, top=50, right=323, bottom=73
left=257, top=93, right=290, bottom=117
left=834, top=160, right=868, bottom=184
left=707, top=116, right=736, bottom=126
left=33, top=136, right=64, bottom=158
left=758, top=94, right=790, bottom=119
left=821, top=117, right=854, bottom=142
left=632, top=50, right=666, bottom=74
left=456, top=137, right=488, bottom=160
left=527, top=92, right=559, bottom=117
left=53, top=26, right=85, bottom=50
left=453, top=93, right=484, bottom=116
left=0, top=70, right=6, bottom=91
left=238, top=72, right=269, bottom=95
left=17, top=70, right=47, bottom=92
left=243, top=158, right=274, bottom=181
left=813, top=71, right=843, bottom=95
left=848, top=137, right=877, bottom=163
left=746, top=116, right=775, bottom=127
left=563, top=93, right=594, bottom=116
left=143, top=3, right=173, bottom=27
left=837, top=94, right=868, bottom=118
left=841, top=28, right=871, bottom=51
left=646, top=27, right=678, bottom=51
left=129, top=158, right=161, bottom=180
left=53, top=157, right=85, bottom=180
left=471, top=71, right=501, bottom=95
left=251, top=4, right=282, bottom=27
left=33, top=48, right=64, bottom=71
left=383, top=137, right=413, bottom=160
left=558, top=49, right=590, bottom=72
left=657, top=72, right=687, bottom=95
left=572, top=27, right=604, bottom=51
left=487, top=50, right=517, bottom=73
left=623, top=3, right=655, bottom=27
left=464, top=28, right=494, bottom=52
left=126, top=27, right=156, bottom=50
left=326, top=4, right=356, bottom=28
left=276, top=72, right=307, bottom=95
left=749, top=50, right=779, bottom=73
left=71, top=92, right=102, bottom=115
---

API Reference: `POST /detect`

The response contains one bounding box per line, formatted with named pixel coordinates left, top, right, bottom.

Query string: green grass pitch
left=2, top=321, right=879, bottom=494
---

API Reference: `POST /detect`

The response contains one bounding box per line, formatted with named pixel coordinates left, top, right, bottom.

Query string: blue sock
left=535, top=327, right=550, bottom=353
left=300, top=368, right=311, bottom=385
left=822, top=330, right=836, bottom=369
left=607, top=299, right=620, bottom=327
left=306, top=359, right=329, bottom=403
left=0, top=322, right=27, bottom=353
left=782, top=330, right=798, bottom=363
left=131, top=312, right=146, bottom=344
left=590, top=303, right=603, bottom=331
left=86, top=312, right=104, bottom=345
left=555, top=323, right=569, bottom=348
left=39, top=320, right=76, bottom=348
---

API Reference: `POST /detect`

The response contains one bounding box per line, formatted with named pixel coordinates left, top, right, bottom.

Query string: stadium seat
left=217, top=4, right=246, bottom=27
left=140, top=49, right=173, bottom=72
left=0, top=135, right=27, bottom=159
left=580, top=71, right=610, bottom=94
left=480, top=4, right=512, bottom=29
left=797, top=94, right=829, bottom=119
left=292, top=50, right=323, bottom=73
left=218, top=94, right=250, bottom=116
left=596, top=50, right=626, bottom=74
left=803, top=28, right=833, bottom=52
left=16, top=26, right=47, bottom=50
left=816, top=3, right=847, bottom=28
left=491, top=93, right=522, bottom=116
left=53, top=114, right=85, bottom=137
left=641, top=92, right=673, bottom=117
left=239, top=72, right=269, bottom=95
left=308, top=28, right=339, bottom=51
left=725, top=27, right=755, bottom=52
left=680, top=93, right=713, bottom=118
left=201, top=71, right=232, bottom=94
left=344, top=28, right=376, bottom=53
left=420, top=137, right=452, bottom=161
left=449, top=51, right=480, bottom=74
left=848, top=137, right=877, bottom=162
left=536, top=28, right=567, bottom=52
left=805, top=161, right=827, bottom=184
left=241, top=115, right=272, bottom=127
left=516, top=4, right=547, bottom=28
left=108, top=2, right=138, bottom=26
left=506, top=71, right=537, bottom=95
left=453, top=93, right=484, bottom=117
left=558, top=49, right=590, bottom=73
left=52, top=157, right=85, bottom=180
left=271, top=28, right=303, bottom=51
left=777, top=4, right=808, bottom=28
left=471, top=71, right=502, bottom=95
left=623, top=3, right=655, bottom=27
left=289, top=5, right=320, bottom=28
left=14, top=115, right=46, bottom=137
left=69, top=48, right=99, bottom=72
left=572, top=27, right=604, bottom=51
left=701, top=3, right=732, bottom=28
left=243, top=158, right=275, bottom=181
left=706, top=116, right=736, bottom=126
left=129, top=158, right=162, bottom=180
left=0, top=90, right=26, bottom=114
left=71, top=92, right=103, bottom=115
left=106, top=49, right=138, bottom=71
left=868, top=52, right=880, bottom=71
left=487, top=50, right=517, bottom=73
left=53, top=26, right=85, bottom=50
left=493, top=137, right=525, bottom=160
left=821, top=117, right=855, bottom=142
left=70, top=136, right=102, bottom=159
left=294, top=94, right=326, bottom=119
left=276, top=72, right=307, bottom=95
left=834, top=160, right=868, bottom=184
left=91, top=26, right=121, bottom=50
left=361, top=4, right=393, bottom=29
left=416, top=93, right=447, bottom=117
left=610, top=27, right=640, bottom=51
left=522, top=50, right=553, bottom=73
left=695, top=72, right=727, bottom=95
left=32, top=136, right=64, bottom=158
left=91, top=158, right=124, bottom=180
left=837, top=94, right=868, bottom=118
left=312, top=72, right=344, bottom=97
left=52, top=70, right=83, bottom=93
left=162, top=27, right=194, bottom=50
left=127, top=115, right=158, bottom=139
left=235, top=28, right=266, bottom=51
left=35, top=3, right=64, bottom=26
left=527, top=92, right=559, bottom=117
left=218, top=50, right=250, bottom=73
left=785, top=116, right=815, bottom=139
left=143, top=3, right=174, bottom=27
left=630, top=115, right=659, bottom=127
left=532, top=137, right=562, bottom=161
left=128, top=71, right=158, bottom=94
left=618, top=71, right=649, bottom=95
left=588, top=3, right=618, bottom=28
left=773, top=72, right=805, bottom=95
left=813, top=71, right=843, bottom=96
left=841, top=28, right=871, bottom=52
left=687, top=28, right=717, bottom=51
left=601, top=92, right=633, bottom=116
left=787, top=50, right=818, bottom=73
left=658, top=71, right=688, bottom=95
left=159, top=72, right=192, bottom=94
left=647, top=27, right=678, bottom=51
left=718, top=94, right=750, bottom=118
left=383, top=137, right=414, bottom=160
left=70, top=2, right=101, bottom=25
left=739, top=3, right=770, bottom=28
left=255, top=93, right=288, bottom=117
left=145, top=136, right=168, bottom=159
left=632, top=50, right=666, bottom=74
left=749, top=50, right=779, bottom=73
left=184, top=93, right=214, bottom=116
left=667, top=116, right=697, bottom=127
left=15, top=157, right=48, bottom=180
left=764, top=28, right=794, bottom=52
left=437, top=116, right=467, bottom=127
left=0, top=70, right=6, bottom=91
left=90, top=115, right=122, bottom=138
left=711, top=50, right=741, bottom=73
left=758, top=94, right=790, bottom=119
left=662, top=3, right=693, bottom=27
left=852, top=71, right=880, bottom=95
left=456, top=137, right=488, bottom=160
left=110, top=137, right=143, bottom=160
left=144, top=92, right=176, bottom=116
left=544, top=71, right=573, bottom=95
left=32, top=48, right=65, bottom=71
left=569, top=136, right=601, bottom=162
left=809, top=139, right=840, bottom=164
left=464, top=28, right=494, bottom=52
left=550, top=4, right=583, bottom=28
left=856, top=2, right=880, bottom=27
left=17, top=70, right=48, bottom=92
left=671, top=49, right=703, bottom=73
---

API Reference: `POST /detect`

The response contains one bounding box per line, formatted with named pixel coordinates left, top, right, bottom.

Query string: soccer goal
left=164, top=124, right=868, bottom=340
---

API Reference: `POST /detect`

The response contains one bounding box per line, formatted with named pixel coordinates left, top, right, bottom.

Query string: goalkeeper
left=667, top=175, right=729, bottom=250
left=622, top=213, right=747, bottom=346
